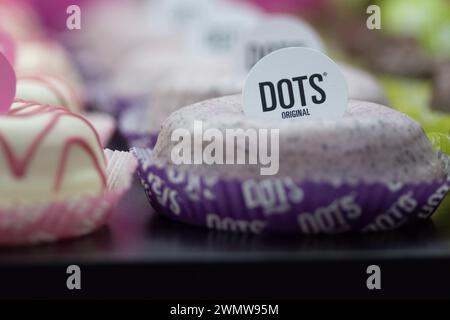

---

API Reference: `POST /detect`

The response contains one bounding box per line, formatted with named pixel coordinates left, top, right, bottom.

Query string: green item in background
left=381, top=76, right=450, bottom=225
left=380, top=0, right=450, bottom=57
left=427, top=133, right=450, bottom=227
left=381, top=76, right=450, bottom=136
left=422, top=20, right=450, bottom=57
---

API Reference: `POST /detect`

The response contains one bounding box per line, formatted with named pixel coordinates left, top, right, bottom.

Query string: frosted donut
left=0, top=103, right=106, bottom=206
left=13, top=73, right=83, bottom=112
left=152, top=95, right=444, bottom=184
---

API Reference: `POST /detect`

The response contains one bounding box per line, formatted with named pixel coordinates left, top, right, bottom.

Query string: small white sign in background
left=236, top=15, right=326, bottom=74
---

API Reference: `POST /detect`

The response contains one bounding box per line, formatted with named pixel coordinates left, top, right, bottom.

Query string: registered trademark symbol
left=323, top=72, right=328, bottom=77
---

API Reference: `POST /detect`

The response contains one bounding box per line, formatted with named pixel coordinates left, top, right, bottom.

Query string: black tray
left=1, top=135, right=450, bottom=299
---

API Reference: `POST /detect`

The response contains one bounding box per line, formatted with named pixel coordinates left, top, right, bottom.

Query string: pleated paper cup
left=0, top=150, right=137, bottom=246
left=133, top=147, right=450, bottom=235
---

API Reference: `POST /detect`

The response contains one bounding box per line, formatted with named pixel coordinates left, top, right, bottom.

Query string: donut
left=0, top=102, right=106, bottom=206
left=152, top=95, right=444, bottom=184
left=14, top=73, right=83, bottom=112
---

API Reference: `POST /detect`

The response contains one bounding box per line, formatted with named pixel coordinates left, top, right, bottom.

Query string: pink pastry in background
left=25, top=0, right=328, bottom=34
left=0, top=0, right=44, bottom=40
left=19, top=0, right=105, bottom=34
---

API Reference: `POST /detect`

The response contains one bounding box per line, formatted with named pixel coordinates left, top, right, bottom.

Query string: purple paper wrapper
left=64, top=41, right=147, bottom=117
left=133, top=148, right=450, bottom=234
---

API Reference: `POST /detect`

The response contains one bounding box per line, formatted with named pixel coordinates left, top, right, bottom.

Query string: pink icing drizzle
left=18, top=75, right=71, bottom=110
left=1, top=104, right=106, bottom=192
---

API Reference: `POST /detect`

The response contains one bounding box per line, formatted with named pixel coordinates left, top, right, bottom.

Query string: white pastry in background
left=15, top=40, right=83, bottom=93
left=70, top=0, right=185, bottom=80
left=340, top=63, right=389, bottom=106
left=145, top=63, right=243, bottom=133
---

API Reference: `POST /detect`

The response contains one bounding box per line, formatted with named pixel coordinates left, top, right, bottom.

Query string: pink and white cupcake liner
left=0, top=149, right=136, bottom=246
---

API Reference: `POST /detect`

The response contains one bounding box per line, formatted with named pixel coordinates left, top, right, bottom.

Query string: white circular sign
left=236, top=15, right=326, bottom=74
left=242, top=47, right=348, bottom=121
left=188, top=1, right=263, bottom=56
left=148, top=0, right=213, bottom=31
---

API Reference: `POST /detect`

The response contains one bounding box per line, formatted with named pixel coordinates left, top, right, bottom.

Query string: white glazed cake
left=0, top=103, right=106, bottom=206
left=14, top=74, right=83, bottom=113
left=152, top=95, right=444, bottom=184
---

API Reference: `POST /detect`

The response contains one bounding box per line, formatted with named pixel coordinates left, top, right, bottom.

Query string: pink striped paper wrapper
left=0, top=149, right=136, bottom=246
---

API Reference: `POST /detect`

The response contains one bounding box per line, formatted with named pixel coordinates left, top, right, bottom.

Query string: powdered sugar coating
left=152, top=95, right=444, bottom=184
